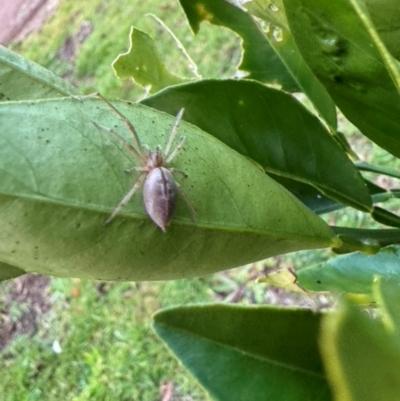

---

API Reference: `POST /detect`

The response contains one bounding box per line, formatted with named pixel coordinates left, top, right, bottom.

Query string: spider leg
left=166, top=136, right=186, bottom=164
left=93, top=122, right=143, bottom=162
left=104, top=172, right=147, bottom=225
left=164, top=108, right=185, bottom=156
left=96, top=93, right=144, bottom=158
left=169, top=168, right=187, bottom=179
left=125, top=166, right=147, bottom=174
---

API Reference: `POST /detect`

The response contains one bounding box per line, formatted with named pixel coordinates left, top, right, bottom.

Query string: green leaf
left=142, top=79, right=371, bottom=212
left=179, top=0, right=299, bottom=90
left=283, top=0, right=400, bottom=159
left=374, top=278, right=400, bottom=334
left=356, top=161, right=400, bottom=180
left=0, top=46, right=77, bottom=100
left=352, top=0, right=400, bottom=91
left=246, top=0, right=289, bottom=31
left=0, top=97, right=336, bottom=281
left=320, top=279, right=400, bottom=401
left=153, top=304, right=332, bottom=401
left=297, top=246, right=400, bottom=295
left=0, top=262, right=25, bottom=281
left=364, top=0, right=400, bottom=61
left=245, top=0, right=337, bottom=129
left=372, top=206, right=400, bottom=228
left=112, top=27, right=186, bottom=93
left=269, top=177, right=342, bottom=214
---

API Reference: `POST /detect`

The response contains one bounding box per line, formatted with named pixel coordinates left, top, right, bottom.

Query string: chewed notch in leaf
left=112, top=26, right=186, bottom=93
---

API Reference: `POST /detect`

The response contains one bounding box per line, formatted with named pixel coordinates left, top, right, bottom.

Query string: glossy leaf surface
left=283, top=0, right=400, bottom=159
left=364, top=0, right=400, bottom=60
left=142, top=80, right=371, bottom=212
left=179, top=0, right=298, bottom=90
left=0, top=98, right=336, bottom=280
left=153, top=304, right=332, bottom=401
left=245, top=0, right=337, bottom=128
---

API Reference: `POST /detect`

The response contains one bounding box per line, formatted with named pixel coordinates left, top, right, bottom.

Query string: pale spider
left=94, top=96, right=193, bottom=232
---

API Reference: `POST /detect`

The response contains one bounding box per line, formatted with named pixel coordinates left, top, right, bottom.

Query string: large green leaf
left=245, top=0, right=337, bottom=129
left=179, top=0, right=298, bottom=90
left=0, top=46, right=77, bottom=100
left=283, top=0, right=400, bottom=159
left=153, top=304, right=332, bottom=401
left=364, top=0, right=400, bottom=61
left=180, top=0, right=337, bottom=128
left=297, top=246, right=400, bottom=294
left=0, top=97, right=336, bottom=281
left=142, top=79, right=371, bottom=212
left=112, top=27, right=186, bottom=93
left=321, top=279, right=400, bottom=401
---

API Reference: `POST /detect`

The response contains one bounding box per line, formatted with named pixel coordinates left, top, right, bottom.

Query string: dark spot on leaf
left=0, top=93, right=4, bottom=99
left=316, top=280, right=321, bottom=284
left=46, top=140, right=50, bottom=144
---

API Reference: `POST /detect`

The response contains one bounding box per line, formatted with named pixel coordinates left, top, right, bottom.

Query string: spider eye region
left=147, top=151, right=164, bottom=169
left=143, top=167, right=178, bottom=232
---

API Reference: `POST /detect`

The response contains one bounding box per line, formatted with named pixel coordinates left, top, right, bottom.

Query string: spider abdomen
left=143, top=167, right=178, bottom=232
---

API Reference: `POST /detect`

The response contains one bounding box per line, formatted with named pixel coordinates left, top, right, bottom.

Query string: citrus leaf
left=0, top=97, right=336, bottom=281
left=246, top=0, right=289, bottom=31
left=0, top=46, right=77, bottom=100
left=142, top=79, right=371, bottom=212
left=297, top=246, right=400, bottom=295
left=321, top=279, right=400, bottom=401
left=179, top=0, right=299, bottom=90
left=112, top=27, right=186, bottom=93
left=283, top=0, right=400, bottom=159
left=153, top=304, right=332, bottom=401
left=0, top=262, right=25, bottom=281
left=269, top=177, right=341, bottom=214
left=364, top=0, right=400, bottom=61
left=372, top=206, right=400, bottom=228
left=245, top=0, right=337, bottom=129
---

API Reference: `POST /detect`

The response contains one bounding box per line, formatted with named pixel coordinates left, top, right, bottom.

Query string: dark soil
left=0, top=275, right=51, bottom=350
